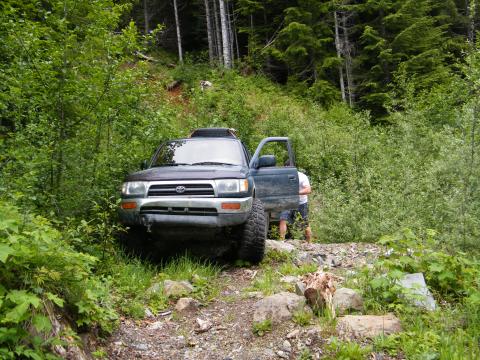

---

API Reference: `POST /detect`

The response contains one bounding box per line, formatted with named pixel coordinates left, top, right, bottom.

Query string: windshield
left=152, top=139, right=246, bottom=167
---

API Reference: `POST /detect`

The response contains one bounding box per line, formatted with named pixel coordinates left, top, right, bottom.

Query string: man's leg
left=279, top=210, right=291, bottom=240
left=305, top=225, right=312, bottom=243
left=279, top=219, right=287, bottom=240
left=299, top=203, right=312, bottom=243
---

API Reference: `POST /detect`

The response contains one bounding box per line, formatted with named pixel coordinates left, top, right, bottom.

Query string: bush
left=0, top=201, right=117, bottom=358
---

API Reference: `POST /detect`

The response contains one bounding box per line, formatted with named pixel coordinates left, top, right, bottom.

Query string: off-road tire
left=237, top=199, right=266, bottom=264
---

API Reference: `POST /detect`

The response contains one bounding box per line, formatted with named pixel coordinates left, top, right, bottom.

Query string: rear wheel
left=236, top=199, right=266, bottom=264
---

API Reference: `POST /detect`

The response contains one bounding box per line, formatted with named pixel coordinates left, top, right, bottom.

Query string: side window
left=258, top=141, right=291, bottom=167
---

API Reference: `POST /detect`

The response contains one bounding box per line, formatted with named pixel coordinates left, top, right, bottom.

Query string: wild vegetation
left=0, top=0, right=479, bottom=358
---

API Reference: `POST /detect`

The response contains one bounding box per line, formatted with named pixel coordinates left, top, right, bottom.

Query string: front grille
left=140, top=206, right=218, bottom=216
left=147, top=183, right=214, bottom=197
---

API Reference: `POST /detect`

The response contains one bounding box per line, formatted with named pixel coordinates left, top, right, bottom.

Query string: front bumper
left=119, top=196, right=253, bottom=228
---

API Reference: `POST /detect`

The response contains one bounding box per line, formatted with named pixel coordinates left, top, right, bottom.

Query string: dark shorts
left=280, top=203, right=309, bottom=227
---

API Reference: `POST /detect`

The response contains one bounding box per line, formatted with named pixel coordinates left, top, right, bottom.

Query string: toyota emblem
left=175, top=186, right=186, bottom=194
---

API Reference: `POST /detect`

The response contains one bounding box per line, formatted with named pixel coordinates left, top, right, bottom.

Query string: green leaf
left=3, top=302, right=29, bottom=323
left=429, top=262, right=444, bottom=273
left=32, top=315, right=52, bottom=332
left=6, top=290, right=41, bottom=308
left=0, top=244, right=14, bottom=263
left=46, top=292, right=64, bottom=307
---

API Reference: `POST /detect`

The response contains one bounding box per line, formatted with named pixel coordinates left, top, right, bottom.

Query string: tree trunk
left=204, top=0, right=215, bottom=64
left=228, top=1, right=235, bottom=63
left=467, top=0, right=477, bottom=43
left=143, top=0, right=149, bottom=34
left=334, top=11, right=346, bottom=103
left=219, top=0, right=232, bottom=68
left=213, top=0, right=223, bottom=64
left=173, top=0, right=183, bottom=64
left=341, top=11, right=354, bottom=107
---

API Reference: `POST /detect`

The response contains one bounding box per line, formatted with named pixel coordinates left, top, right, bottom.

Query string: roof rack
left=190, top=128, right=238, bottom=138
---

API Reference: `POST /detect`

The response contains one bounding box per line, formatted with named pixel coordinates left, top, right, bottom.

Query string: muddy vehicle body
left=119, top=128, right=299, bottom=263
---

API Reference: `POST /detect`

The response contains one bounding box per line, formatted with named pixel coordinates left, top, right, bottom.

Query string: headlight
left=121, top=181, right=147, bottom=196
left=215, top=179, right=249, bottom=194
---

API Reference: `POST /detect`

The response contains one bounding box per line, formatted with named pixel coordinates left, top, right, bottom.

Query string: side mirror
left=258, top=155, right=276, bottom=168
left=140, top=160, right=149, bottom=170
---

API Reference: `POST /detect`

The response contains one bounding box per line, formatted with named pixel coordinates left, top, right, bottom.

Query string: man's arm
left=299, top=184, right=311, bottom=195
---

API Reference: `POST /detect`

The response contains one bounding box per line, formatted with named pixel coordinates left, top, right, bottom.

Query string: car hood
left=125, top=165, right=249, bottom=181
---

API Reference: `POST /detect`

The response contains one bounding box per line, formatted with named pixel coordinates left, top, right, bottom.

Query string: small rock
left=295, top=251, right=314, bottom=266
left=246, top=291, right=264, bottom=299
left=253, top=292, right=308, bottom=325
left=175, top=297, right=199, bottom=313
left=177, top=335, right=187, bottom=349
left=244, top=269, right=258, bottom=279
left=132, top=343, right=149, bottom=351
left=282, top=340, right=292, bottom=353
left=265, top=240, right=296, bottom=253
left=397, top=273, right=436, bottom=311
left=325, top=255, right=340, bottom=267
left=286, top=329, right=300, bottom=339
left=147, top=282, right=162, bottom=295
left=195, top=318, right=213, bottom=333
left=280, top=275, right=299, bottom=284
left=147, top=321, right=163, bottom=330
left=264, top=348, right=276, bottom=358
left=306, top=327, right=321, bottom=340
left=295, top=282, right=306, bottom=296
left=276, top=350, right=289, bottom=359
left=333, top=288, right=364, bottom=314
left=187, top=338, right=199, bottom=347
left=164, top=280, right=194, bottom=297
left=113, top=341, right=123, bottom=346
left=144, top=308, right=154, bottom=318
left=336, top=314, right=402, bottom=338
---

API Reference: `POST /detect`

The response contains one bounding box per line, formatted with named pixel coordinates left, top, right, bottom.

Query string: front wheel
left=236, top=199, right=266, bottom=264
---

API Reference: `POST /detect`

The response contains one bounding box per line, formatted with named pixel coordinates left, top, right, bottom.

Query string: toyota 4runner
left=119, top=128, right=299, bottom=263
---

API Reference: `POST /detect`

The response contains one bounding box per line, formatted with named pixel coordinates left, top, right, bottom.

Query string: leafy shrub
left=0, top=201, right=117, bottom=358
left=366, top=229, right=480, bottom=305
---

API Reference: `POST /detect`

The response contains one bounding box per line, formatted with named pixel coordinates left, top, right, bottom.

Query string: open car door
left=249, top=137, right=299, bottom=211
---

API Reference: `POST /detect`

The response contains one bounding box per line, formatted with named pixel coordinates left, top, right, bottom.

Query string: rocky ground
left=104, top=240, right=389, bottom=360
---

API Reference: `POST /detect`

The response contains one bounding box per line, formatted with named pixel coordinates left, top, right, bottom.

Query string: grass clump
left=108, top=255, right=158, bottom=318
left=252, top=319, right=272, bottom=336
left=279, top=261, right=317, bottom=276
left=324, top=338, right=372, bottom=360
left=262, top=249, right=294, bottom=265
left=292, top=309, right=313, bottom=326
left=245, top=266, right=282, bottom=295
left=106, top=254, right=221, bottom=317
left=158, top=255, right=221, bottom=302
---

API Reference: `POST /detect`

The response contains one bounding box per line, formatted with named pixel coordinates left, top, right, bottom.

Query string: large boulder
left=398, top=273, right=436, bottom=311
left=333, top=288, right=364, bottom=314
left=163, top=280, right=194, bottom=297
left=265, top=240, right=296, bottom=254
left=337, top=314, right=402, bottom=338
left=253, top=292, right=310, bottom=325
